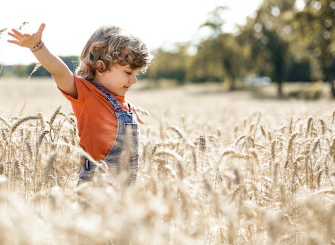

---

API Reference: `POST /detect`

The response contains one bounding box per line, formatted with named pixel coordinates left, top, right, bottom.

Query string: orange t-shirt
left=59, top=75, right=130, bottom=160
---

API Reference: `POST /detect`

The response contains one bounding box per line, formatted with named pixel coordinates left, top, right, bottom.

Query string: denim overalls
left=78, top=83, right=139, bottom=185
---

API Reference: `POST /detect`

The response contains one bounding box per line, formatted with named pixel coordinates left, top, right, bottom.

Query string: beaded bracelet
left=30, top=41, right=44, bottom=52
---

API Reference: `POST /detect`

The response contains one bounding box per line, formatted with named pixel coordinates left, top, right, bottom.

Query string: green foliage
left=2, top=56, right=79, bottom=77
left=187, top=33, right=245, bottom=89
left=285, top=59, right=312, bottom=82
left=3, top=1, right=334, bottom=98
left=60, top=56, right=79, bottom=73
left=287, top=81, right=323, bottom=100
left=12, top=65, right=28, bottom=77
left=186, top=38, right=224, bottom=83
left=289, top=0, right=334, bottom=80
left=146, top=0, right=335, bottom=97
left=26, top=63, right=51, bottom=77
left=27, top=56, right=79, bottom=77
left=147, top=44, right=191, bottom=84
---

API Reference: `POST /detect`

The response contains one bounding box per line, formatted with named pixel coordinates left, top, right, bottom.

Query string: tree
left=192, top=6, right=245, bottom=90
left=187, top=38, right=224, bottom=83
left=238, top=0, right=294, bottom=97
left=146, top=43, right=191, bottom=84
left=188, top=33, right=245, bottom=89
left=287, top=0, right=335, bottom=97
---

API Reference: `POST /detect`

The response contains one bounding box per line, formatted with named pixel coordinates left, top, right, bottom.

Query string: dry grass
left=1, top=79, right=335, bottom=244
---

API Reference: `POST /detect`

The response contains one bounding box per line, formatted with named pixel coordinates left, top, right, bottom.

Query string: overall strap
left=92, top=83, right=124, bottom=113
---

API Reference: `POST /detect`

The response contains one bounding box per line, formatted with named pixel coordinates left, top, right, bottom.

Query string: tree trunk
left=277, top=81, right=283, bottom=98
left=229, top=75, right=236, bottom=91
left=329, top=80, right=335, bottom=99
left=324, top=66, right=335, bottom=99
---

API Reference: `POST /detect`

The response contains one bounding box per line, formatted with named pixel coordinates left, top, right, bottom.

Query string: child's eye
left=125, top=71, right=132, bottom=75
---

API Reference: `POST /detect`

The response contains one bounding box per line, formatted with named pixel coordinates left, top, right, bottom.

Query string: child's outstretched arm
left=7, top=23, right=77, bottom=97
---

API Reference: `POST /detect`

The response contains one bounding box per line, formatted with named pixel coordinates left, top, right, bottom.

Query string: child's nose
left=130, top=75, right=137, bottom=84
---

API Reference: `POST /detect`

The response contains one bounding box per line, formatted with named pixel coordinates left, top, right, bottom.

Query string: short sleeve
left=58, top=75, right=84, bottom=105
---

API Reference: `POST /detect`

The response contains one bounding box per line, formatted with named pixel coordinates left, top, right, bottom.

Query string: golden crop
left=1, top=83, right=335, bottom=244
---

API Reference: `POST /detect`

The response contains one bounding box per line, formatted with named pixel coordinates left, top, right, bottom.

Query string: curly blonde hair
left=76, top=26, right=152, bottom=81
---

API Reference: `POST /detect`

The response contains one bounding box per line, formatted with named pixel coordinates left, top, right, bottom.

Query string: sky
left=0, top=0, right=263, bottom=65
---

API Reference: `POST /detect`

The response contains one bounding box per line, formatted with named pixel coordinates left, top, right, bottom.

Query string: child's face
left=95, top=64, right=139, bottom=96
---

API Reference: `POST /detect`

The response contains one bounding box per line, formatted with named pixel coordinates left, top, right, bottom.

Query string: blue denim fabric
left=78, top=83, right=139, bottom=184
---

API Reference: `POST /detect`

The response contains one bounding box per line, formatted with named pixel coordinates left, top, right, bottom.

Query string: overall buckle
left=84, top=159, right=91, bottom=171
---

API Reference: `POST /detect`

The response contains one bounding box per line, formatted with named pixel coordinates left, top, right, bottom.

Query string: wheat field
left=1, top=78, right=335, bottom=244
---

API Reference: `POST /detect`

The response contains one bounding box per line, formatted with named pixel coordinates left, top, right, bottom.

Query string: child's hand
left=7, top=23, right=45, bottom=50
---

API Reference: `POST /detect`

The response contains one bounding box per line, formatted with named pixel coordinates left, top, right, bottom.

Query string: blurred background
left=0, top=0, right=335, bottom=100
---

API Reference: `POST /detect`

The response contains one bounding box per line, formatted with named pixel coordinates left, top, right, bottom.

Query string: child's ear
left=96, top=60, right=106, bottom=75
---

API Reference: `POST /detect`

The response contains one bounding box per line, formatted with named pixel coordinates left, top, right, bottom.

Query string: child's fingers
left=36, top=23, right=45, bottom=37
left=11, top=29, right=23, bottom=37
left=7, top=32, right=20, bottom=40
left=7, top=39, right=19, bottom=45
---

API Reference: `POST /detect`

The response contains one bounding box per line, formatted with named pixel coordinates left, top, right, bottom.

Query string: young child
left=7, top=23, right=152, bottom=185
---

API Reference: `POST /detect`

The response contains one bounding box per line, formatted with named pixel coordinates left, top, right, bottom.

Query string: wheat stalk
left=306, top=117, right=313, bottom=137
left=0, top=28, right=7, bottom=39
left=27, top=63, right=42, bottom=80
left=11, top=116, right=40, bottom=134
left=49, top=106, right=62, bottom=126
left=1, top=89, right=335, bottom=244
left=18, top=21, right=28, bottom=30
left=0, top=117, right=10, bottom=128
left=44, top=152, right=57, bottom=180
